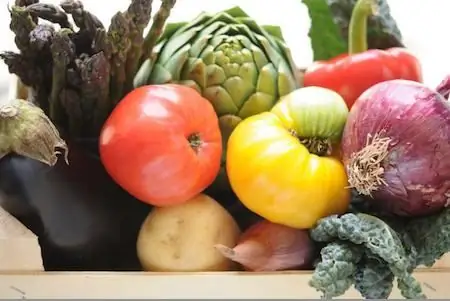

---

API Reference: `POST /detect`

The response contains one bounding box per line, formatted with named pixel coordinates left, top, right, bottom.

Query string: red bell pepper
left=303, top=0, right=423, bottom=109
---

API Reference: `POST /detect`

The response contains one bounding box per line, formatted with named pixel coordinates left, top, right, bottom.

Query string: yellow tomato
left=226, top=87, right=350, bottom=229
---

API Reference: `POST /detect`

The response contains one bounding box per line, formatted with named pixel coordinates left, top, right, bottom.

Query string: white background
left=0, top=0, right=447, bottom=101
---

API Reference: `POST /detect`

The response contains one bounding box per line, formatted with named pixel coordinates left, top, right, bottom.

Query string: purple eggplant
left=0, top=143, right=150, bottom=271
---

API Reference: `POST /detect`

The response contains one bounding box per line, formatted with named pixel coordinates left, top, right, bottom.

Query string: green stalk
left=348, top=0, right=378, bottom=55
left=142, top=0, right=177, bottom=61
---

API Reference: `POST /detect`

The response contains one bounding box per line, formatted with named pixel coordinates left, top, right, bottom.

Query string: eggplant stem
left=346, top=132, right=391, bottom=196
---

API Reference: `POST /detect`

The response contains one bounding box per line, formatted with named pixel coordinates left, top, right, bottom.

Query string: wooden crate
left=2, top=76, right=450, bottom=299
left=0, top=269, right=450, bottom=299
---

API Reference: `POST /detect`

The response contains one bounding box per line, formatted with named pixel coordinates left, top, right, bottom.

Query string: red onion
left=341, top=78, right=450, bottom=217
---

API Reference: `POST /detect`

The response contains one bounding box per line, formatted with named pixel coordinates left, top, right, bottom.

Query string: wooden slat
left=0, top=269, right=448, bottom=299
left=0, top=207, right=43, bottom=272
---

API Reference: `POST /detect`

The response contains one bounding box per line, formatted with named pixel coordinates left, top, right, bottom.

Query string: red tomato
left=99, top=84, right=222, bottom=207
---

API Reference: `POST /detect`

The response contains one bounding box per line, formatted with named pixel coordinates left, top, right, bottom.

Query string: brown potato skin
left=137, top=194, right=241, bottom=272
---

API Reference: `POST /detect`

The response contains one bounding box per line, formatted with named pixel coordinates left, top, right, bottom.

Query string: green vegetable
left=2, top=0, right=177, bottom=139
left=134, top=6, right=300, bottom=193
left=302, top=0, right=404, bottom=61
left=310, top=241, right=363, bottom=298
left=405, top=207, right=450, bottom=268
left=309, top=213, right=425, bottom=299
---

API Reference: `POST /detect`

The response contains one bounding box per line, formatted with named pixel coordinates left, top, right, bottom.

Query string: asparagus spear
left=49, top=28, right=75, bottom=125
left=4, top=0, right=178, bottom=140
left=0, top=51, right=43, bottom=88
left=123, top=0, right=153, bottom=91
left=26, top=3, right=73, bottom=29
left=107, top=12, right=131, bottom=104
left=59, top=89, right=83, bottom=137
left=15, top=0, right=39, bottom=6
left=15, top=0, right=39, bottom=23
left=142, top=0, right=177, bottom=62
left=9, top=5, right=37, bottom=57
left=76, top=52, right=111, bottom=136
left=60, top=0, right=104, bottom=39
left=29, top=23, right=55, bottom=51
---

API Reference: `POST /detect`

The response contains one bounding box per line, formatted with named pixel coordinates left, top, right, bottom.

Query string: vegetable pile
left=1, top=0, right=450, bottom=299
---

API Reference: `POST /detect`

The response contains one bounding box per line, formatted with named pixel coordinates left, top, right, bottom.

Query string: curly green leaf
left=311, top=213, right=425, bottom=299
left=354, top=256, right=394, bottom=299
left=310, top=241, right=363, bottom=298
left=405, top=207, right=450, bottom=268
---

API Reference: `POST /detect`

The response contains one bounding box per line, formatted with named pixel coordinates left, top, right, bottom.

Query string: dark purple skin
left=342, top=79, right=450, bottom=217
left=0, top=143, right=151, bottom=271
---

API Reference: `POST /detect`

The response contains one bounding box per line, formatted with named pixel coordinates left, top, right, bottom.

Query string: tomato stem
left=188, top=132, right=202, bottom=152
left=348, top=0, right=378, bottom=55
left=289, top=129, right=332, bottom=156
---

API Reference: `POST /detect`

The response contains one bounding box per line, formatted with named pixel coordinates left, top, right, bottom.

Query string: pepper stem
left=348, top=0, right=378, bottom=55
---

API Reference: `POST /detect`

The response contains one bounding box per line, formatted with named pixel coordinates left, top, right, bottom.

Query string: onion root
left=347, top=132, right=392, bottom=196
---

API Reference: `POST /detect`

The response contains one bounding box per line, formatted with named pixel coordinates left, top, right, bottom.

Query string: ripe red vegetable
left=303, top=0, right=422, bottom=109
left=215, top=220, right=315, bottom=271
left=99, top=84, right=222, bottom=207
left=341, top=78, right=450, bottom=216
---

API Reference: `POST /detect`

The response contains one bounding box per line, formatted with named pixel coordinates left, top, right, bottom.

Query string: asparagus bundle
left=2, top=0, right=177, bottom=139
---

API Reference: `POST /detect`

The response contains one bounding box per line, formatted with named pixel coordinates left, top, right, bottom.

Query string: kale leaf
left=310, top=213, right=426, bottom=299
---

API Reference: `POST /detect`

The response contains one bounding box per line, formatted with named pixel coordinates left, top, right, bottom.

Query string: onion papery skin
left=342, top=79, right=450, bottom=217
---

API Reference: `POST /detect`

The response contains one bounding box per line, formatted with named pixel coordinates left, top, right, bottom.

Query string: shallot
left=342, top=78, right=450, bottom=216
left=215, top=220, right=315, bottom=271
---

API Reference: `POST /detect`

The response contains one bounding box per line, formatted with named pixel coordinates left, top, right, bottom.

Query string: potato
left=136, top=193, right=241, bottom=272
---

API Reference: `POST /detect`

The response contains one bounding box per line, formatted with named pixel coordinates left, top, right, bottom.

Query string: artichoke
left=134, top=6, right=301, bottom=193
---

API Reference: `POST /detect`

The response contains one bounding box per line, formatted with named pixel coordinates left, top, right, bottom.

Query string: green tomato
left=270, top=86, right=349, bottom=155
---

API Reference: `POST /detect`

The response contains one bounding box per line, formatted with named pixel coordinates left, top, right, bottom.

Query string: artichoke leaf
left=133, top=58, right=154, bottom=88
left=178, top=80, right=201, bottom=93
left=157, top=28, right=200, bottom=65
left=277, top=63, right=299, bottom=97
left=181, top=57, right=207, bottom=89
left=261, top=25, right=285, bottom=41
left=158, top=22, right=189, bottom=42
left=222, top=6, right=251, bottom=19
left=223, top=62, right=240, bottom=77
left=199, top=22, right=228, bottom=40
left=203, top=86, right=238, bottom=116
left=199, top=44, right=215, bottom=65
left=223, top=76, right=254, bottom=109
left=257, top=63, right=277, bottom=96
left=274, top=39, right=299, bottom=78
left=238, top=60, right=258, bottom=84
left=190, top=35, right=212, bottom=58
left=238, top=91, right=275, bottom=119
left=205, top=64, right=226, bottom=86
left=158, top=44, right=191, bottom=81
left=249, top=44, right=270, bottom=71
left=147, top=63, right=173, bottom=84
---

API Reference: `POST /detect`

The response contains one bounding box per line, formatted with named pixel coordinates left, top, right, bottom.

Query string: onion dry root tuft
left=346, top=132, right=392, bottom=196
